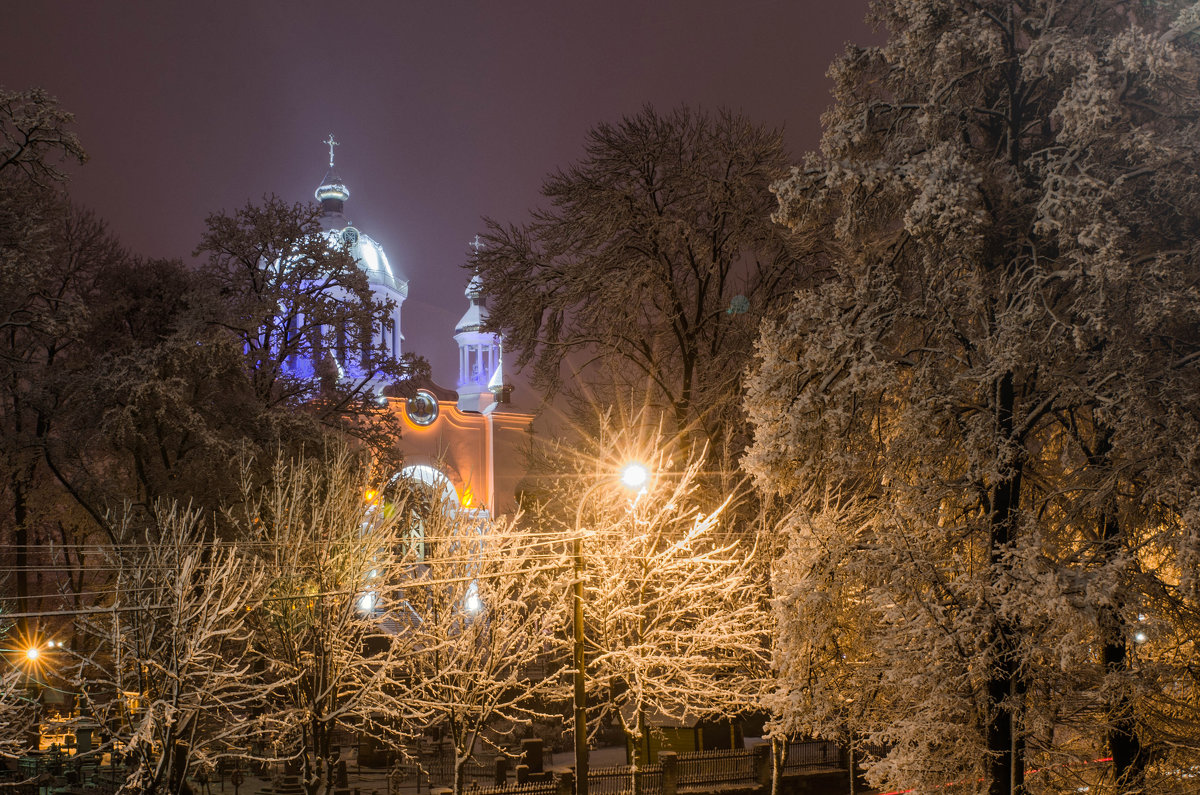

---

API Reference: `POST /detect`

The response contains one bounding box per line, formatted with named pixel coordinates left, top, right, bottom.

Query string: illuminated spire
left=315, top=134, right=349, bottom=213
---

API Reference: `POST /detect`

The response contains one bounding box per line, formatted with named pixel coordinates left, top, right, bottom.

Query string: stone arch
left=399, top=463, right=460, bottom=506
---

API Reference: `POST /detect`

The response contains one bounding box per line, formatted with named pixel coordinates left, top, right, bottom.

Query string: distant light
left=620, top=463, right=649, bottom=490
left=1134, top=631, right=1148, bottom=644
left=358, top=592, right=376, bottom=612
left=25, top=646, right=39, bottom=661
left=465, top=593, right=482, bottom=613
left=364, top=489, right=378, bottom=502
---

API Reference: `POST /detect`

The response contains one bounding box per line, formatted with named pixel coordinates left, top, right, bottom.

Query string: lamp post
left=573, top=462, right=648, bottom=795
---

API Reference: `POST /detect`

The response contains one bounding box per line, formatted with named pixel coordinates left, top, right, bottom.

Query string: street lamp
left=573, top=462, right=648, bottom=795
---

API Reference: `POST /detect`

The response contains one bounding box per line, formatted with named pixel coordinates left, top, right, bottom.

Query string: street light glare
left=25, top=646, right=39, bottom=662
left=620, top=463, right=649, bottom=489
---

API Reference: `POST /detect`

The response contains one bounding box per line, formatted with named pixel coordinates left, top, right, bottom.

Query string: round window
left=405, top=389, right=439, bottom=426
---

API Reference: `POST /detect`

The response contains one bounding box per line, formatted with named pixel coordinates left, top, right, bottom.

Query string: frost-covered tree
left=71, top=502, right=268, bottom=795
left=530, top=414, right=770, bottom=778
left=473, top=105, right=802, bottom=454
left=746, top=2, right=1200, bottom=794
left=196, top=198, right=422, bottom=407
left=195, top=198, right=427, bottom=475
left=233, top=447, right=423, bottom=795
left=0, top=87, right=85, bottom=184
left=401, top=506, right=568, bottom=795
left=0, top=88, right=114, bottom=659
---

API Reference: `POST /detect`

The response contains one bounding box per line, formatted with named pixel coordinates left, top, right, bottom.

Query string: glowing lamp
left=620, top=463, right=649, bottom=490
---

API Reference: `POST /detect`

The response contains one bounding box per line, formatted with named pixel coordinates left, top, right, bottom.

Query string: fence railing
left=382, top=738, right=843, bottom=795
left=476, top=740, right=840, bottom=795
left=780, top=739, right=840, bottom=773
left=587, top=763, right=662, bottom=795
left=416, top=757, right=502, bottom=789
left=475, top=782, right=557, bottom=795
left=676, top=747, right=758, bottom=788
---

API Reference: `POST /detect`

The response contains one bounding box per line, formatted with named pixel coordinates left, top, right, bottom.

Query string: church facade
left=309, top=138, right=532, bottom=517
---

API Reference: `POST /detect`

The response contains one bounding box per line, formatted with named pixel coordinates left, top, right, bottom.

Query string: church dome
left=455, top=274, right=489, bottom=333
left=313, top=135, right=408, bottom=300
left=327, top=226, right=407, bottom=298
left=315, top=167, right=349, bottom=204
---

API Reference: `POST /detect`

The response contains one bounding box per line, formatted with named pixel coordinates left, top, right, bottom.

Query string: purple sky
left=2, top=2, right=874, bottom=388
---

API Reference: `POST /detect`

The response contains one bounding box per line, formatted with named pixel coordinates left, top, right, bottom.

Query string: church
left=309, top=136, right=533, bottom=518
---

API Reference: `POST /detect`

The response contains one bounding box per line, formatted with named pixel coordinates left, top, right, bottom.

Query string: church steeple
left=315, top=133, right=350, bottom=218
left=455, top=242, right=510, bottom=412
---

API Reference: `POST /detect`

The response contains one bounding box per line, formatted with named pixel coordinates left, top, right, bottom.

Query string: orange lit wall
left=392, top=398, right=532, bottom=516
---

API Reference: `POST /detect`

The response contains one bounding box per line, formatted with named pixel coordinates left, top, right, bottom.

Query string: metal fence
left=413, top=757, right=502, bottom=790
left=587, top=763, right=662, bottom=795
left=780, top=740, right=840, bottom=773
left=475, top=783, right=557, bottom=795
left=677, top=747, right=758, bottom=789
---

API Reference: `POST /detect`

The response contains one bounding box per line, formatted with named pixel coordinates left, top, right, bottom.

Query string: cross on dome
left=469, top=235, right=486, bottom=254
left=324, top=133, right=339, bottom=168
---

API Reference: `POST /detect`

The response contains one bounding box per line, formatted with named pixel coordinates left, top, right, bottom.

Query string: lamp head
left=620, top=463, right=649, bottom=490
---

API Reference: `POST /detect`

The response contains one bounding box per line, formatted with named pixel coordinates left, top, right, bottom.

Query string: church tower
left=313, top=135, right=408, bottom=381
left=454, top=271, right=510, bottom=414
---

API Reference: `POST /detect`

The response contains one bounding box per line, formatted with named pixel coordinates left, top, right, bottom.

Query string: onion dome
left=455, top=274, right=489, bottom=333
left=315, top=167, right=350, bottom=213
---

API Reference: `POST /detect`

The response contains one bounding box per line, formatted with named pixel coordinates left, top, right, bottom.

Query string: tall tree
left=195, top=197, right=427, bottom=477
left=196, top=198, right=423, bottom=407
left=746, top=2, right=1200, bottom=794
left=402, top=507, right=568, bottom=795
left=0, top=88, right=103, bottom=664
left=473, top=105, right=802, bottom=455
left=528, top=413, right=770, bottom=777
left=233, top=447, right=423, bottom=795
left=72, top=503, right=269, bottom=795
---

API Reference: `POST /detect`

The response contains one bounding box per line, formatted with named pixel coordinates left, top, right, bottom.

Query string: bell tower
left=454, top=272, right=509, bottom=413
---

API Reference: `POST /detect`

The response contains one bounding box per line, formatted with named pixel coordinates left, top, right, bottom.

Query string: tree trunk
left=452, top=754, right=464, bottom=795
left=986, top=371, right=1025, bottom=795
left=1093, top=429, right=1145, bottom=794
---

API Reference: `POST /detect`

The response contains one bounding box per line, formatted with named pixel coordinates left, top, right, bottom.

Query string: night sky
left=2, top=2, right=874, bottom=389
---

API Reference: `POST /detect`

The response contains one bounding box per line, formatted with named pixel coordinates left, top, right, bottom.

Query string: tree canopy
left=746, top=2, right=1200, bottom=793
left=473, top=105, right=804, bottom=455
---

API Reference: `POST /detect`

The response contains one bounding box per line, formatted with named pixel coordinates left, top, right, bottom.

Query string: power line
left=0, top=561, right=572, bottom=622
